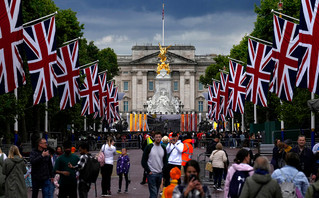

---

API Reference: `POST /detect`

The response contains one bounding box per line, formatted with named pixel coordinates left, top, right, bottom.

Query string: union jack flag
left=296, top=0, right=319, bottom=94
left=93, top=72, right=108, bottom=119
left=79, top=63, right=99, bottom=116
left=246, top=39, right=275, bottom=107
left=106, top=82, right=120, bottom=123
left=219, top=72, right=233, bottom=120
left=270, top=15, right=299, bottom=101
left=0, top=0, right=25, bottom=94
left=23, top=16, right=57, bottom=105
left=228, top=60, right=247, bottom=114
left=208, top=81, right=222, bottom=121
left=53, top=40, right=80, bottom=110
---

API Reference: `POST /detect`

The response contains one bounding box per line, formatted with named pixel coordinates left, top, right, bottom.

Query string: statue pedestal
left=146, top=69, right=180, bottom=114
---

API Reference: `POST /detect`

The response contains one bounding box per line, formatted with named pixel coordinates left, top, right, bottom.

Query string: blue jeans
left=32, top=178, right=51, bottom=198
left=147, top=173, right=162, bottom=198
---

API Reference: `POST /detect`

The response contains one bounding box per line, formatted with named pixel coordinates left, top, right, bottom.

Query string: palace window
left=198, top=101, right=203, bottom=112
left=199, top=82, right=204, bottom=90
left=174, top=81, right=179, bottom=91
left=124, top=101, right=129, bottom=112
left=149, top=81, right=154, bottom=91
left=124, top=81, right=129, bottom=91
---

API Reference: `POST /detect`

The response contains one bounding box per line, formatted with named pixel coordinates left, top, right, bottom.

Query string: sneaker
left=124, top=189, right=128, bottom=194
left=105, top=191, right=112, bottom=196
left=212, top=184, right=216, bottom=189
left=140, top=181, right=146, bottom=185
left=101, top=195, right=107, bottom=197
left=217, top=187, right=223, bottom=191
left=117, top=189, right=121, bottom=194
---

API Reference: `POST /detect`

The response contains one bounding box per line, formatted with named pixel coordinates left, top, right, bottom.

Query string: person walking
left=2, top=145, right=27, bottom=198
left=142, top=132, right=168, bottom=198
left=224, top=149, right=254, bottom=198
left=68, top=142, right=91, bottom=198
left=210, top=143, right=227, bottom=191
left=53, top=141, right=79, bottom=198
left=239, top=156, right=282, bottom=198
left=29, top=138, right=54, bottom=198
left=291, top=135, right=316, bottom=180
left=0, top=147, right=7, bottom=198
left=165, top=132, right=184, bottom=187
left=117, top=148, right=130, bottom=194
left=100, top=136, right=116, bottom=196
left=272, top=152, right=309, bottom=197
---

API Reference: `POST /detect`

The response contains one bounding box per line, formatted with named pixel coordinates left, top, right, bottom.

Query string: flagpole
left=311, top=92, right=315, bottom=148
left=228, top=57, right=245, bottom=65
left=45, top=101, right=48, bottom=134
left=98, top=69, right=108, bottom=75
left=23, top=11, right=58, bottom=27
left=14, top=89, right=18, bottom=135
left=248, top=35, right=273, bottom=46
left=271, top=9, right=299, bottom=22
left=241, top=113, right=245, bottom=132
left=162, top=1, right=165, bottom=46
left=84, top=116, right=87, bottom=131
left=254, top=104, right=257, bottom=124
left=79, top=60, right=99, bottom=69
left=62, top=37, right=81, bottom=47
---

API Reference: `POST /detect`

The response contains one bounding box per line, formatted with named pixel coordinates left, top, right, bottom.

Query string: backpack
left=97, top=144, right=105, bottom=167
left=312, top=185, right=319, bottom=198
left=279, top=170, right=302, bottom=198
left=228, top=170, right=249, bottom=198
left=81, top=154, right=100, bottom=183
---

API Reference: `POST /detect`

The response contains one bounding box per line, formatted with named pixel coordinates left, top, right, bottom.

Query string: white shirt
left=101, top=144, right=116, bottom=165
left=166, top=140, right=184, bottom=165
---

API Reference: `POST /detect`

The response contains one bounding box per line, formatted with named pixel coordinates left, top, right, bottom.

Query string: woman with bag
left=2, top=145, right=27, bottom=198
left=100, top=136, right=116, bottom=196
left=210, top=143, right=227, bottom=191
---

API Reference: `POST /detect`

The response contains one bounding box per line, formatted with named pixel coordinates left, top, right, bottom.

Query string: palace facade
left=114, top=45, right=216, bottom=117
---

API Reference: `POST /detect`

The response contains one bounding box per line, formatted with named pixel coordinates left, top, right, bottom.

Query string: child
left=117, top=148, right=130, bottom=193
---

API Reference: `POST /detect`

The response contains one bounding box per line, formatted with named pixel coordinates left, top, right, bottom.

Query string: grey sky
left=53, top=0, right=260, bottom=55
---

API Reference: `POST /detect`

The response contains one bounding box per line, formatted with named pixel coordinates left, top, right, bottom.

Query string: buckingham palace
left=114, top=45, right=216, bottom=117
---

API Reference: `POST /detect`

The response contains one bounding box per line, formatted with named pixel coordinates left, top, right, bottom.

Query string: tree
left=199, top=55, right=229, bottom=86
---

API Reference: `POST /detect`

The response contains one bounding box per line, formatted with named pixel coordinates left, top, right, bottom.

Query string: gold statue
left=157, top=43, right=172, bottom=74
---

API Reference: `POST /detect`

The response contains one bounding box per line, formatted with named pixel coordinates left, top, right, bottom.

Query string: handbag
left=97, top=144, right=106, bottom=167
left=205, top=162, right=213, bottom=172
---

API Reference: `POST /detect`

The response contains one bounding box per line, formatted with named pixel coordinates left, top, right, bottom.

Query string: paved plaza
left=27, top=146, right=260, bottom=198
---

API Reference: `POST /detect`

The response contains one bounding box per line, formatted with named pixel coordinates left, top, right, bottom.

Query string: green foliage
left=98, top=48, right=119, bottom=80
left=199, top=55, right=229, bottom=86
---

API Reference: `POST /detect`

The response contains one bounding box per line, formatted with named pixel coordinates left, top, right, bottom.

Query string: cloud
left=73, top=5, right=256, bottom=55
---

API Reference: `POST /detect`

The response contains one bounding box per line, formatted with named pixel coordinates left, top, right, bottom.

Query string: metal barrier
left=197, top=152, right=213, bottom=184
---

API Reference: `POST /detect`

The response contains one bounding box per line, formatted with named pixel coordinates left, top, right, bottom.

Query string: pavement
left=27, top=146, right=261, bottom=198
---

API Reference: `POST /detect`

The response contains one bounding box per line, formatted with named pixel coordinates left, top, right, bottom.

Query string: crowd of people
left=1, top=131, right=319, bottom=198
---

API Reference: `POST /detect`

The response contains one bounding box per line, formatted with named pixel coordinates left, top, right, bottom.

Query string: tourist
left=210, top=142, right=227, bottom=191
left=272, top=152, right=309, bottom=197
left=2, top=145, right=27, bottom=198
left=68, top=142, right=91, bottom=198
left=117, top=148, right=130, bottom=194
left=29, top=138, right=54, bottom=198
left=53, top=141, right=79, bottom=198
left=142, top=132, right=168, bottom=198
left=172, top=160, right=211, bottom=198
left=0, top=147, right=6, bottom=198
left=181, top=134, right=193, bottom=168
left=100, top=136, right=117, bottom=196
left=305, top=168, right=319, bottom=198
left=239, top=156, right=282, bottom=198
left=165, top=132, right=184, bottom=186
left=291, top=135, right=316, bottom=179
left=224, top=149, right=254, bottom=198
left=283, top=139, right=292, bottom=153
left=270, top=139, right=281, bottom=170
left=162, top=167, right=181, bottom=198
left=56, top=146, right=63, bottom=157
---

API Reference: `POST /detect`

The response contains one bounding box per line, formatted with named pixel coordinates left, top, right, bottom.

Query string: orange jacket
left=181, top=139, right=193, bottom=166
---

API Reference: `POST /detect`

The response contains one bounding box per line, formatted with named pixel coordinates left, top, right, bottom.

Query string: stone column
left=142, top=71, right=148, bottom=112
left=180, top=71, right=185, bottom=105
left=131, top=71, right=137, bottom=111
left=190, top=71, right=196, bottom=111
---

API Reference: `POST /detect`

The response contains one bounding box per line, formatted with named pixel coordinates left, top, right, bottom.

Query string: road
left=27, top=146, right=260, bottom=198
